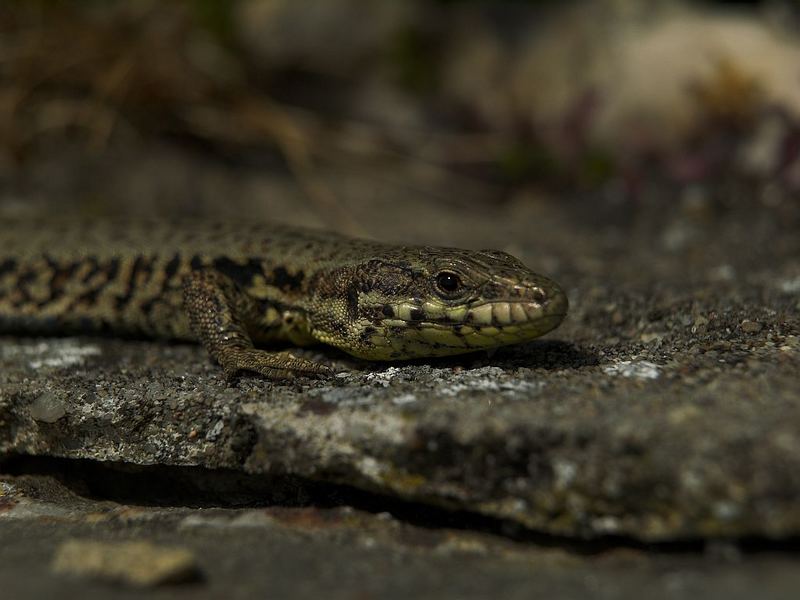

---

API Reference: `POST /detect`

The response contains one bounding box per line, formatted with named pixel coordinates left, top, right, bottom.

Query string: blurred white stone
left=445, top=2, right=800, bottom=154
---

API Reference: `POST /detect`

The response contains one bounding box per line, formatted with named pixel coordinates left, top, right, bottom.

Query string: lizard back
left=0, top=218, right=385, bottom=340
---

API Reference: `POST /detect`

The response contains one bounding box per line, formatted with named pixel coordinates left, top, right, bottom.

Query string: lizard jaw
left=350, top=292, right=568, bottom=360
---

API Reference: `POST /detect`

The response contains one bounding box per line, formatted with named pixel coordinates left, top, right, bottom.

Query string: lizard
left=0, top=219, right=568, bottom=379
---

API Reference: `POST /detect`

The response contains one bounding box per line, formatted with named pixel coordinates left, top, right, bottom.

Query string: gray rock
left=28, top=392, right=67, bottom=424
left=740, top=320, right=763, bottom=334
left=4, top=473, right=798, bottom=600
left=2, top=303, right=799, bottom=542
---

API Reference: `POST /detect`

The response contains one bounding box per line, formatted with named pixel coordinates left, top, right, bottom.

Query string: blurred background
left=0, top=0, right=798, bottom=268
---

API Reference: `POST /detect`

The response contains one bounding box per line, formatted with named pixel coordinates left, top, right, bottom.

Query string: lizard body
left=0, top=219, right=568, bottom=378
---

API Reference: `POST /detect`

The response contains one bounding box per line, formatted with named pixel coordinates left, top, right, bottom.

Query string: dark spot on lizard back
left=159, top=255, right=181, bottom=293
left=106, top=258, right=120, bottom=281
left=46, top=259, right=78, bottom=290
left=139, top=296, right=160, bottom=318
left=212, top=257, right=263, bottom=287
left=163, top=254, right=181, bottom=280
left=270, top=266, right=305, bottom=292
left=79, top=257, right=102, bottom=284
left=17, top=267, right=36, bottom=285
left=72, top=287, right=103, bottom=308
left=11, top=267, right=37, bottom=306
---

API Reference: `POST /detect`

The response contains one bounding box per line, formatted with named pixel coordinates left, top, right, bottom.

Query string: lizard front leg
left=183, top=270, right=331, bottom=380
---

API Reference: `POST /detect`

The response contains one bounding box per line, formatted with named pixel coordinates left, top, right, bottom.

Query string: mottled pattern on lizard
left=0, top=219, right=568, bottom=378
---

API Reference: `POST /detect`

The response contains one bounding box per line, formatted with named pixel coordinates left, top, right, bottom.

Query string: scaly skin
left=0, top=219, right=568, bottom=378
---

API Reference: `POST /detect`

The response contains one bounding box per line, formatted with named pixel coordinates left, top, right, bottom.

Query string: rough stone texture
left=3, top=473, right=800, bottom=600
left=1, top=178, right=799, bottom=542
left=1, top=292, right=798, bottom=542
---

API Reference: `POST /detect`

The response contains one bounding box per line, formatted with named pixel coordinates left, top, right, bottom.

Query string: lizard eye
left=434, top=271, right=463, bottom=296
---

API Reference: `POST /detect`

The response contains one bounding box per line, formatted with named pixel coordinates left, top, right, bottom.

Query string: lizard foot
left=220, top=348, right=333, bottom=381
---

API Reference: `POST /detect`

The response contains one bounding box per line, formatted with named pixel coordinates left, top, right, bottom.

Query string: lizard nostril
left=531, top=287, right=547, bottom=305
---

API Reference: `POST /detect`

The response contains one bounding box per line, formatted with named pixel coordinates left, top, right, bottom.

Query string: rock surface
left=3, top=473, right=800, bottom=600
left=2, top=204, right=798, bottom=541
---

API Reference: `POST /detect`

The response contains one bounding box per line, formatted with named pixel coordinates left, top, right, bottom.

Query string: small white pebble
left=603, top=360, right=661, bottom=380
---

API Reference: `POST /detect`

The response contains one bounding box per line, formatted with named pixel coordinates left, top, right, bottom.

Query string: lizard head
left=310, top=247, right=568, bottom=360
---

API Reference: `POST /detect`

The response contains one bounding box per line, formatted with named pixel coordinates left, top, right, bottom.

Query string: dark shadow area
left=338, top=340, right=600, bottom=374
left=4, top=454, right=800, bottom=557
left=493, top=339, right=601, bottom=370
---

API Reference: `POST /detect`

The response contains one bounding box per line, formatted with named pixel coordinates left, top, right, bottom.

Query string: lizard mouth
left=356, top=292, right=569, bottom=360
